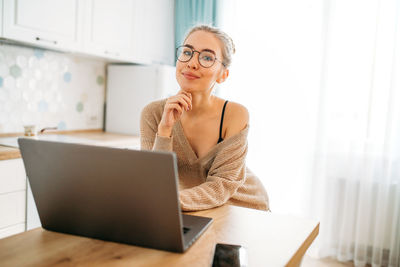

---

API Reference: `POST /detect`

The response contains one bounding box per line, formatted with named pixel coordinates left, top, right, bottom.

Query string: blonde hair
left=183, top=25, right=236, bottom=68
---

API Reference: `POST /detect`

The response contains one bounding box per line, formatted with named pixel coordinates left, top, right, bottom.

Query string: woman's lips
left=182, top=72, right=200, bottom=80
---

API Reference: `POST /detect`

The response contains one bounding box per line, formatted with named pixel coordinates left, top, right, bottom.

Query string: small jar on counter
left=24, top=125, right=37, bottom=137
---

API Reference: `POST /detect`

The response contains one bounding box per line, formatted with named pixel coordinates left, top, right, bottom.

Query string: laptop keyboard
left=183, top=227, right=190, bottom=234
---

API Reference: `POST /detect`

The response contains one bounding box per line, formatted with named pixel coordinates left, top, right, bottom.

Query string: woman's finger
left=168, top=95, right=191, bottom=110
left=180, top=92, right=192, bottom=109
left=180, top=91, right=192, bottom=102
left=176, top=93, right=192, bottom=110
left=169, top=103, right=183, bottom=120
left=166, top=103, right=183, bottom=116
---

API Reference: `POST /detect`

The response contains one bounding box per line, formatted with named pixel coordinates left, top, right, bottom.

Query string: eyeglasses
left=176, top=45, right=225, bottom=68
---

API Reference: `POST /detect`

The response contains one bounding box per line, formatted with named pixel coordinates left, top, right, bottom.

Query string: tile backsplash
left=0, top=43, right=106, bottom=133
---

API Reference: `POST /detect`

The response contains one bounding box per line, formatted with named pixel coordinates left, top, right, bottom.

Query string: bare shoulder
left=224, top=101, right=249, bottom=139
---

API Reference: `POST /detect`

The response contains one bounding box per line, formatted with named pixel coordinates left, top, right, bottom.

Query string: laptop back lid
left=18, top=138, right=185, bottom=252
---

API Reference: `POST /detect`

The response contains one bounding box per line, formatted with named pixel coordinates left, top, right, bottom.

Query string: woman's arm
left=140, top=100, right=173, bottom=151
left=140, top=91, right=192, bottom=151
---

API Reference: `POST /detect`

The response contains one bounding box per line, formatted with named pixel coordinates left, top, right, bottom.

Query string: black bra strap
left=218, top=100, right=229, bottom=143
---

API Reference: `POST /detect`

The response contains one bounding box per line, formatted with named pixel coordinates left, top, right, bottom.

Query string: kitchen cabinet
left=3, top=0, right=84, bottom=51
left=82, top=0, right=174, bottom=65
left=26, top=181, right=40, bottom=230
left=136, top=0, right=175, bottom=65
left=0, top=158, right=26, bottom=239
left=2, top=0, right=174, bottom=64
left=82, top=0, right=142, bottom=63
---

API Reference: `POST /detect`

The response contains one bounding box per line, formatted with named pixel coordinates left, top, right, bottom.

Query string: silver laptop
left=18, top=138, right=212, bottom=253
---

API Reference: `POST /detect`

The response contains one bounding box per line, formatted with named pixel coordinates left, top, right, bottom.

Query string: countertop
left=0, top=129, right=140, bottom=161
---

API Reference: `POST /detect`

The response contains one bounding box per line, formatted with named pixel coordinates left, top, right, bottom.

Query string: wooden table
left=0, top=205, right=319, bottom=267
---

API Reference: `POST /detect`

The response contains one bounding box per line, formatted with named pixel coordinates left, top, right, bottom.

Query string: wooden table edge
left=285, top=222, right=320, bottom=267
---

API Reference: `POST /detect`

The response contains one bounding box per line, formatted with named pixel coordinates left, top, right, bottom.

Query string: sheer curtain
left=218, top=0, right=400, bottom=266
left=308, top=0, right=400, bottom=266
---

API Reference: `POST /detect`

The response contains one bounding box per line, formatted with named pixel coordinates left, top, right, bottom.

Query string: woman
left=140, top=25, right=269, bottom=211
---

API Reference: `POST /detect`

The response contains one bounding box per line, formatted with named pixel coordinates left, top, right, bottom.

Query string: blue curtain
left=175, top=0, right=219, bottom=54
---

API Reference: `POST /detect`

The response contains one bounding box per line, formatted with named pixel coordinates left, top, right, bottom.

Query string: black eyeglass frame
left=176, top=45, right=226, bottom=68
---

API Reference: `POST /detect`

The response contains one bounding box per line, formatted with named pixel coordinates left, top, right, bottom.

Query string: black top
left=217, top=100, right=229, bottom=143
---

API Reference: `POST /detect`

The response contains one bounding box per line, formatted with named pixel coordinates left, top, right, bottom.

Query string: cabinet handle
left=104, top=50, right=120, bottom=57
left=35, top=37, right=57, bottom=45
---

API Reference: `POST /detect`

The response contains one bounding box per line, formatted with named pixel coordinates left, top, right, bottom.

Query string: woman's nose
left=187, top=52, right=200, bottom=69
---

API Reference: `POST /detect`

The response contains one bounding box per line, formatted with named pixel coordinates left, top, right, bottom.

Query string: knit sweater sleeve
left=140, top=100, right=173, bottom=152
left=179, top=128, right=249, bottom=211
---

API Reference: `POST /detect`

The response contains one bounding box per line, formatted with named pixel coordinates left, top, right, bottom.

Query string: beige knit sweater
left=140, top=99, right=270, bottom=212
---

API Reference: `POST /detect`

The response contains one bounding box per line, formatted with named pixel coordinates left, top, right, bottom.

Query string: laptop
left=18, top=138, right=213, bottom=253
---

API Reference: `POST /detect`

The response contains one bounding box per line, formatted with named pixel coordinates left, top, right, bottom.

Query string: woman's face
left=176, top=30, right=228, bottom=93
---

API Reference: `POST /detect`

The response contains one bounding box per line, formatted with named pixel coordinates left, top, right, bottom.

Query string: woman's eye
left=202, top=55, right=213, bottom=61
left=183, top=50, right=192, bottom=56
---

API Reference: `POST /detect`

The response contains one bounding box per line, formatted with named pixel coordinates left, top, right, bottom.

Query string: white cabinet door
left=3, top=0, right=84, bottom=51
left=2, top=0, right=174, bottom=64
left=0, top=158, right=27, bottom=238
left=0, top=158, right=26, bottom=195
left=83, top=0, right=174, bottom=64
left=26, top=180, right=40, bottom=230
left=83, top=0, right=143, bottom=62
left=0, top=191, right=25, bottom=229
left=137, top=0, right=175, bottom=65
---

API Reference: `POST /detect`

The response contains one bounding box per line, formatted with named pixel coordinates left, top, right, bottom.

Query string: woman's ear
left=216, top=68, right=229, bottom=84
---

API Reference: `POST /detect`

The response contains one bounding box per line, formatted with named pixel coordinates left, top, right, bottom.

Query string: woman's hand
left=158, top=90, right=192, bottom=137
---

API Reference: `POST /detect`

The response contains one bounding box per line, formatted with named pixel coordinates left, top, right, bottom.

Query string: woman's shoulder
left=224, top=100, right=249, bottom=139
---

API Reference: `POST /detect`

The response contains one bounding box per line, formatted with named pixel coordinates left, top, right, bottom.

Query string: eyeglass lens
left=176, top=46, right=216, bottom=68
